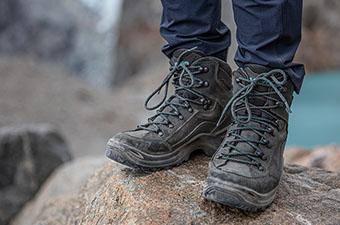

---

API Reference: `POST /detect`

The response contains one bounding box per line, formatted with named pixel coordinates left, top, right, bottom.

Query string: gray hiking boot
left=203, top=64, right=294, bottom=212
left=106, top=49, right=233, bottom=171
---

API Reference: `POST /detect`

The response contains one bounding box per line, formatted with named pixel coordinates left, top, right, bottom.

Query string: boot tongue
left=171, top=49, right=205, bottom=65
left=171, top=49, right=204, bottom=100
left=244, top=64, right=272, bottom=74
left=226, top=65, right=285, bottom=167
left=148, top=49, right=205, bottom=129
left=228, top=65, right=270, bottom=161
left=234, top=65, right=268, bottom=112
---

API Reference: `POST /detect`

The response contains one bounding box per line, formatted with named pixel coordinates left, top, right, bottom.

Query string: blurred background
left=0, top=0, right=340, bottom=224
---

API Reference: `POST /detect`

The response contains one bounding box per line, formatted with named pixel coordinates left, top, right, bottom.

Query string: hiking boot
left=106, top=48, right=233, bottom=172
left=203, top=64, right=294, bottom=211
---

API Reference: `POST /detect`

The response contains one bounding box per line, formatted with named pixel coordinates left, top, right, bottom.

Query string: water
left=287, top=71, right=340, bottom=148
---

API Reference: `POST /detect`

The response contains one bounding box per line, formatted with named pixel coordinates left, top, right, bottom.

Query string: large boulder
left=0, top=124, right=72, bottom=225
left=21, top=155, right=340, bottom=225
left=12, top=156, right=106, bottom=225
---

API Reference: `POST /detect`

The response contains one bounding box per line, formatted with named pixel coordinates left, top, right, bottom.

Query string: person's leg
left=232, top=0, right=305, bottom=92
left=203, top=0, right=304, bottom=211
left=160, top=0, right=231, bottom=61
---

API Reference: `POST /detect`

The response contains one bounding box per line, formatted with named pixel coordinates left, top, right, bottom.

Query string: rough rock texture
left=27, top=155, right=340, bottom=225
left=0, top=0, right=119, bottom=87
left=0, top=124, right=72, bottom=225
left=12, top=156, right=106, bottom=225
left=285, top=146, right=340, bottom=172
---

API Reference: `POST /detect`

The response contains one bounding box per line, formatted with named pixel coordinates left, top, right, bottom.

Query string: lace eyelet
left=262, top=139, right=269, bottom=145
left=178, top=115, right=184, bottom=120
left=275, top=102, right=283, bottom=107
left=188, top=107, right=193, bottom=112
left=258, top=165, right=264, bottom=171
left=262, top=155, right=268, bottom=161
left=235, top=78, right=240, bottom=83
left=275, top=119, right=285, bottom=130
left=203, top=67, right=209, bottom=73
left=158, top=131, right=164, bottom=136
left=203, top=81, right=209, bottom=87
left=203, top=105, right=209, bottom=110
left=168, top=124, right=174, bottom=128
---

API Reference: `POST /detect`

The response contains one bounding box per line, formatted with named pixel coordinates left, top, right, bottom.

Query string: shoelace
left=216, top=69, right=291, bottom=170
left=136, top=48, right=209, bottom=136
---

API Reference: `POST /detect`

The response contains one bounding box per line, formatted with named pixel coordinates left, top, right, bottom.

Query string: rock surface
left=26, top=155, right=340, bottom=225
left=0, top=124, right=72, bottom=225
left=285, top=146, right=340, bottom=172
left=12, top=156, right=106, bottom=225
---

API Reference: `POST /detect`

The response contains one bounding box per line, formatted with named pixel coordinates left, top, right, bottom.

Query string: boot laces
left=216, top=69, right=291, bottom=169
left=136, top=48, right=209, bottom=135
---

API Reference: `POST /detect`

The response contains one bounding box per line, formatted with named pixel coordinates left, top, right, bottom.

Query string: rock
left=12, top=156, right=106, bottom=225
left=113, top=0, right=164, bottom=85
left=27, top=155, right=340, bottom=225
left=285, top=146, right=340, bottom=172
left=0, top=124, right=72, bottom=225
left=297, top=0, right=340, bottom=72
left=0, top=0, right=120, bottom=87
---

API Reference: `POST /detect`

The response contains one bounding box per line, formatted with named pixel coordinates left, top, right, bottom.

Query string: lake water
left=287, top=71, right=340, bottom=148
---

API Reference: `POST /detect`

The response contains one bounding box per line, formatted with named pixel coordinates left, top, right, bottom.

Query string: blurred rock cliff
left=1, top=0, right=339, bottom=89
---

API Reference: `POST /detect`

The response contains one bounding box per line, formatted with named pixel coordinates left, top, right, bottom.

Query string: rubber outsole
left=105, top=133, right=223, bottom=172
left=105, top=144, right=193, bottom=173
left=203, top=176, right=278, bottom=212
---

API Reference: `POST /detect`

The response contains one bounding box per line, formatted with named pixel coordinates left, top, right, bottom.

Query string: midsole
left=205, top=176, right=278, bottom=206
left=107, top=132, right=223, bottom=168
left=108, top=140, right=209, bottom=168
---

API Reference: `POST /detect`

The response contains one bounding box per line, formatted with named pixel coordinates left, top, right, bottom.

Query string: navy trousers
left=160, top=0, right=305, bottom=93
